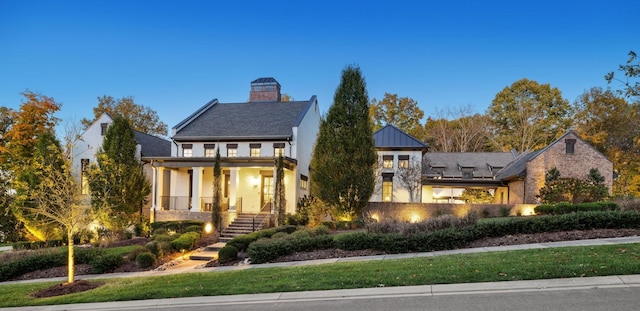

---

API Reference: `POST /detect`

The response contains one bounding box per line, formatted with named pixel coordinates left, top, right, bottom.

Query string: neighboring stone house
left=72, top=113, right=172, bottom=218
left=144, top=78, right=321, bottom=222
left=371, top=127, right=613, bottom=205
left=371, top=125, right=428, bottom=203
left=496, top=130, right=613, bottom=204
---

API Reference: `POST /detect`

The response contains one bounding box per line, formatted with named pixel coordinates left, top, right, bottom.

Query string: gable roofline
left=373, top=124, right=428, bottom=149
left=173, top=98, right=219, bottom=133
left=293, top=96, right=317, bottom=127
left=527, top=130, right=612, bottom=164
left=80, top=113, right=113, bottom=136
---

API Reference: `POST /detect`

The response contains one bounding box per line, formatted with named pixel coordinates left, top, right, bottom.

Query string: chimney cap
left=251, top=77, right=280, bottom=86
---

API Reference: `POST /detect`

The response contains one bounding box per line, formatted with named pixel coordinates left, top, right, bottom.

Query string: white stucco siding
left=372, top=150, right=424, bottom=203
left=72, top=114, right=113, bottom=178
left=291, top=99, right=321, bottom=199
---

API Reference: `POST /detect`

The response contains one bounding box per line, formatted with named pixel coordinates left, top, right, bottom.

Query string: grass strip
left=0, top=243, right=639, bottom=307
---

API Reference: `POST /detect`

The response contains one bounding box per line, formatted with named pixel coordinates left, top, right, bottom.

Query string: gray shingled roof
left=134, top=131, right=171, bottom=157
left=374, top=125, right=427, bottom=149
left=424, top=152, right=517, bottom=179
left=173, top=98, right=314, bottom=141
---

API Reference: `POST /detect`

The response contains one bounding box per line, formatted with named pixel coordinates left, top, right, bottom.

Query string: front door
left=261, top=175, right=274, bottom=211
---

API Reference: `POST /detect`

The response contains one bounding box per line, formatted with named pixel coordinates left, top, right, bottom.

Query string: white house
left=145, top=78, right=321, bottom=222
left=72, top=113, right=171, bottom=218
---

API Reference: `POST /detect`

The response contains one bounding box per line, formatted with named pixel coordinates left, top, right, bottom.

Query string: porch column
left=229, top=167, right=239, bottom=211
left=151, top=165, right=157, bottom=211
left=192, top=167, right=203, bottom=212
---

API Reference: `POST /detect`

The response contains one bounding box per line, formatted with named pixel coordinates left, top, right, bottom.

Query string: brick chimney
left=249, top=77, right=281, bottom=102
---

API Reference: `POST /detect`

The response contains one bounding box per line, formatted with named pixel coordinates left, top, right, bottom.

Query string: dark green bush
left=535, top=202, right=620, bottom=215
left=145, top=241, right=164, bottom=258
left=170, top=231, right=201, bottom=251
left=0, top=250, right=66, bottom=281
left=91, top=253, right=123, bottom=273
left=247, top=238, right=293, bottom=264
left=74, top=247, right=106, bottom=264
left=46, top=240, right=64, bottom=248
left=226, top=226, right=294, bottom=252
left=135, top=252, right=156, bottom=268
left=333, top=232, right=374, bottom=251
left=151, top=220, right=204, bottom=233
left=152, top=234, right=178, bottom=243
left=218, top=245, right=238, bottom=264
left=184, top=225, right=203, bottom=234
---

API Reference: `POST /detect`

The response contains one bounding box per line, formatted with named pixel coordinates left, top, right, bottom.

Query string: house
left=370, top=127, right=613, bottom=205
left=496, top=130, right=613, bottom=204
left=72, top=113, right=172, bottom=218
left=371, top=125, right=428, bottom=203
left=145, top=78, right=321, bottom=223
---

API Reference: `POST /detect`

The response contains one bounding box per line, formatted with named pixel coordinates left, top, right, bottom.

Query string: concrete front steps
left=218, top=213, right=269, bottom=243
left=189, top=213, right=269, bottom=261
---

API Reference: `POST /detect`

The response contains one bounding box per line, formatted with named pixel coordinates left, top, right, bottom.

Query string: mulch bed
left=32, top=280, right=104, bottom=298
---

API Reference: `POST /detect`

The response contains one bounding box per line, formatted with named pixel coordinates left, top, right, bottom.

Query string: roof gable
left=374, top=125, right=427, bottom=149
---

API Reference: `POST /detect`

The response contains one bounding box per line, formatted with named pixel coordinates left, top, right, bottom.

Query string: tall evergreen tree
left=310, top=65, right=376, bottom=219
left=273, top=155, right=286, bottom=226
left=211, top=148, right=222, bottom=232
left=88, top=116, right=150, bottom=235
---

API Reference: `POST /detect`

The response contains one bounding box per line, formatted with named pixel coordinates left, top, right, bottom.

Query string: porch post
left=192, top=167, right=203, bottom=212
left=229, top=167, right=239, bottom=211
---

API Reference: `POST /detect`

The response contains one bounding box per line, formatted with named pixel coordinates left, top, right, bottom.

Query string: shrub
left=218, top=245, right=238, bottom=264
left=367, top=213, right=478, bottom=236
left=0, top=250, right=66, bottom=281
left=152, top=228, right=169, bottom=236
left=247, top=238, right=293, bottom=264
left=535, top=202, right=620, bottom=215
left=271, top=232, right=289, bottom=240
left=498, top=206, right=511, bottom=217
left=170, top=231, right=201, bottom=251
left=74, top=247, right=106, bottom=264
left=91, top=253, right=123, bottom=273
left=314, top=225, right=330, bottom=236
left=333, top=232, right=373, bottom=251
left=135, top=252, right=157, bottom=268
left=145, top=241, right=163, bottom=258
left=151, top=220, right=204, bottom=234
left=46, top=240, right=64, bottom=248
left=152, top=234, right=177, bottom=243
left=184, top=225, right=203, bottom=234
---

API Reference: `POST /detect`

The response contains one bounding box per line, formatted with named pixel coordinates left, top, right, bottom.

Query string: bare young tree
left=395, top=155, right=423, bottom=202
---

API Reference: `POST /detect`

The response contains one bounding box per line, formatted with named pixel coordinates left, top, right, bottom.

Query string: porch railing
left=159, top=196, right=191, bottom=211
left=200, top=197, right=230, bottom=212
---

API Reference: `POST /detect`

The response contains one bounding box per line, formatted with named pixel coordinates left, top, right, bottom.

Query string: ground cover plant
left=0, top=242, right=639, bottom=307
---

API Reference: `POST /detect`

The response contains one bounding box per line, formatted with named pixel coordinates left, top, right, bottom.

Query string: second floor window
left=398, top=155, right=409, bottom=168
left=250, top=143, right=261, bottom=157
left=274, top=143, right=285, bottom=157
left=383, top=155, right=393, bottom=169
left=182, top=144, right=193, bottom=157
left=204, top=144, right=216, bottom=157
left=300, top=175, right=308, bottom=189
left=227, top=144, right=238, bottom=157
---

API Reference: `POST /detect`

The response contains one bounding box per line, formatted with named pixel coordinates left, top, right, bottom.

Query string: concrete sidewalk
left=3, top=235, right=640, bottom=285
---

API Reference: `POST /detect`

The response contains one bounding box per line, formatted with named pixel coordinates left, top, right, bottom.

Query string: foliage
left=461, top=189, right=494, bottom=204
left=310, top=65, right=377, bottom=219
left=273, top=155, right=286, bottom=226
left=423, top=106, right=495, bottom=152
left=211, top=148, right=222, bottom=231
left=573, top=87, right=639, bottom=197
left=369, top=93, right=425, bottom=139
left=145, top=241, right=165, bottom=258
left=535, top=202, right=620, bottom=215
left=605, top=50, right=640, bottom=99
left=91, top=253, right=123, bottom=274
left=0, top=247, right=106, bottom=282
left=170, top=231, right=201, bottom=251
left=88, top=116, right=151, bottom=234
left=150, top=220, right=204, bottom=233
left=81, top=95, right=168, bottom=136
left=366, top=213, right=479, bottom=235
left=135, top=252, right=157, bottom=268
left=540, top=167, right=610, bottom=204
left=217, top=245, right=238, bottom=264
left=488, top=78, right=572, bottom=153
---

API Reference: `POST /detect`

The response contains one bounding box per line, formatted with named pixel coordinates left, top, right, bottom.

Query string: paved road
left=7, top=275, right=640, bottom=311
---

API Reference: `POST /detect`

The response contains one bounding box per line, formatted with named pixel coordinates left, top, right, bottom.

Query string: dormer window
left=565, top=139, right=576, bottom=154
left=182, top=144, right=193, bottom=157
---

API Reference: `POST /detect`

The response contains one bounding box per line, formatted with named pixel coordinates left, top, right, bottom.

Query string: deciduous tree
left=395, top=156, right=423, bottom=202
left=369, top=93, right=425, bottom=139
left=82, top=95, right=168, bottom=136
left=488, top=78, right=572, bottom=153
left=310, top=65, right=376, bottom=219
left=606, top=50, right=639, bottom=99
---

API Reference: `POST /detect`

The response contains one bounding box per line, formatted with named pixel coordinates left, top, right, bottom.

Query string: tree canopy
left=606, top=50, right=639, bottom=99
left=310, top=65, right=376, bottom=219
left=488, top=78, right=572, bottom=153
left=369, top=93, right=424, bottom=139
left=82, top=95, right=168, bottom=136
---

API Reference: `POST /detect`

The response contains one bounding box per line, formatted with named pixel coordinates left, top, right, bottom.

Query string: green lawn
left=1, top=243, right=639, bottom=307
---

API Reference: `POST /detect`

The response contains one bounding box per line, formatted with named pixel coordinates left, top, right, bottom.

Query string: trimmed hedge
left=135, top=252, right=157, bottom=268
left=170, top=231, right=201, bottom=251
left=0, top=247, right=106, bottom=282
left=535, top=201, right=619, bottom=215
left=91, top=253, right=123, bottom=273
left=226, top=225, right=298, bottom=252
left=218, top=245, right=238, bottom=264
left=151, top=220, right=204, bottom=233
left=247, top=211, right=640, bottom=264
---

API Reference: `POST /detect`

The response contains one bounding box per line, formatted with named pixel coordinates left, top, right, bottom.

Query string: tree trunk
left=67, top=230, right=75, bottom=284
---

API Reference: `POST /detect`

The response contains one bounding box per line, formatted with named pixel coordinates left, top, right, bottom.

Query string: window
left=81, top=159, right=90, bottom=195
left=462, top=169, right=473, bottom=179
left=300, top=175, right=308, bottom=189
left=182, top=144, right=193, bottom=157
left=100, top=123, right=108, bottom=136
left=273, top=143, right=285, bottom=157
left=227, top=144, right=238, bottom=157
left=383, top=155, right=394, bottom=169
left=398, top=155, right=409, bottom=168
left=204, top=144, right=215, bottom=157
left=565, top=139, right=576, bottom=154
left=382, top=173, right=393, bottom=202
left=250, top=143, right=261, bottom=157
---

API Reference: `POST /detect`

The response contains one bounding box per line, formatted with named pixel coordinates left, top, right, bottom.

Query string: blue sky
left=1, top=0, right=638, bottom=136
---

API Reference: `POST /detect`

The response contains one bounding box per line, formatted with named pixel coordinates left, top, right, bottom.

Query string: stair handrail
left=253, top=202, right=271, bottom=232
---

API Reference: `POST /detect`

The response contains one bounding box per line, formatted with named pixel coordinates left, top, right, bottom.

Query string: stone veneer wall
left=524, top=132, right=613, bottom=204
